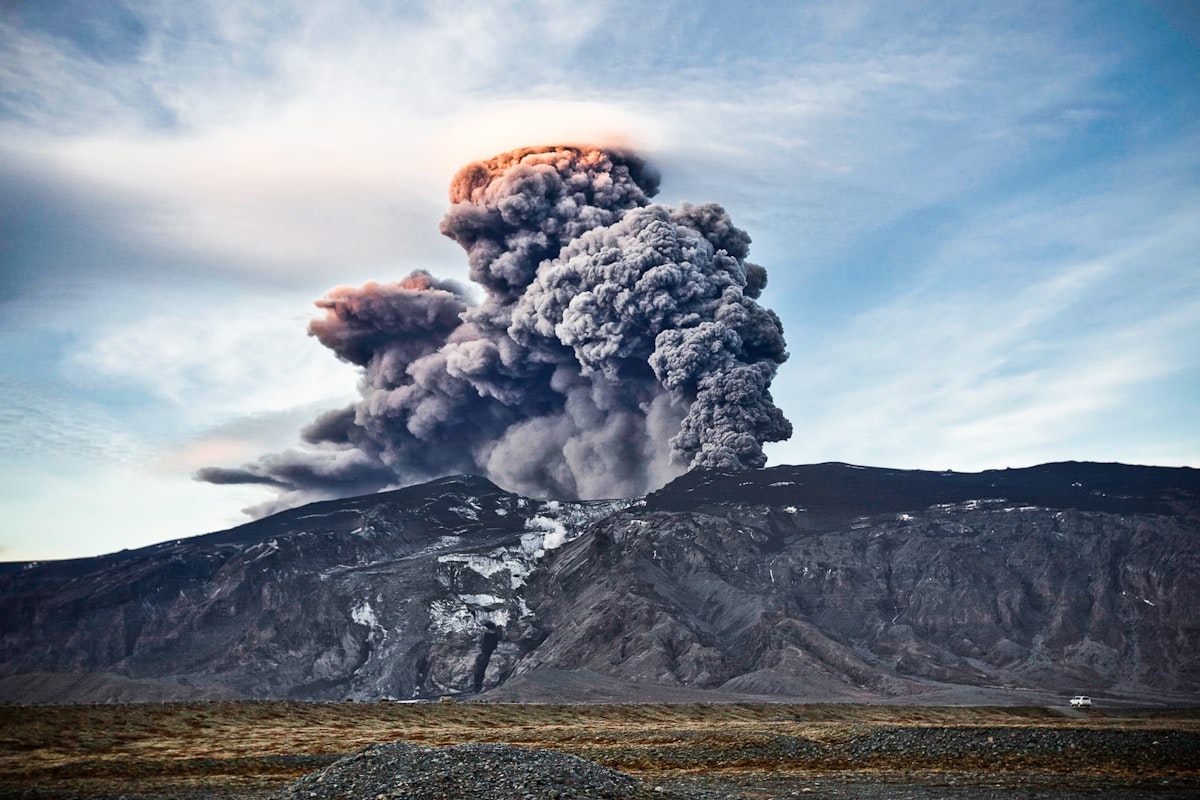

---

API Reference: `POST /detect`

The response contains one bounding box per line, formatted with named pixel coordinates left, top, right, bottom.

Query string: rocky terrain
left=1, top=462, right=1198, bottom=703
left=0, top=475, right=627, bottom=701
left=515, top=462, right=1200, bottom=703
left=274, top=742, right=648, bottom=800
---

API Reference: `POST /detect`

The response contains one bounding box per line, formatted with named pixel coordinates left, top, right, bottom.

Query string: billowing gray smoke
left=198, top=145, right=791, bottom=512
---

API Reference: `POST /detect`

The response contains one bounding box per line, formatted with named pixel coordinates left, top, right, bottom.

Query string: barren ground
left=0, top=702, right=1196, bottom=799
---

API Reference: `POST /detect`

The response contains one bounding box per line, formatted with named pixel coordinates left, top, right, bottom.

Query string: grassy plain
left=0, top=702, right=1197, bottom=798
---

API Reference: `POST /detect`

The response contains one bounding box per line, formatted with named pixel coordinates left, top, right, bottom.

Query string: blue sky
left=1, top=0, right=1197, bottom=561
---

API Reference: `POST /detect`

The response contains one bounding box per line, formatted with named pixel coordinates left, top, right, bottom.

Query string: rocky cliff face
left=2, top=463, right=1197, bottom=703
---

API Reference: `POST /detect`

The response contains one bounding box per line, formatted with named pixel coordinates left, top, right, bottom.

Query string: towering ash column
left=200, top=145, right=792, bottom=510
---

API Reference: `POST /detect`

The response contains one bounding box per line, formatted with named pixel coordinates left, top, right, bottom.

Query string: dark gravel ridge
left=273, top=742, right=653, bottom=800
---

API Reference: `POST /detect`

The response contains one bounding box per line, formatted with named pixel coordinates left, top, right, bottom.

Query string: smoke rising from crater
left=197, top=145, right=791, bottom=512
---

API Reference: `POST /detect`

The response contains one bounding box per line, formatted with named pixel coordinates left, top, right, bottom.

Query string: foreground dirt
left=0, top=702, right=1196, bottom=799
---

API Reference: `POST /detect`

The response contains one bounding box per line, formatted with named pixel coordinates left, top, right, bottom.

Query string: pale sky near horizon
left=2, top=1, right=1198, bottom=561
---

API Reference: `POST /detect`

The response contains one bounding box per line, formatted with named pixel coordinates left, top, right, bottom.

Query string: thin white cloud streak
left=71, top=292, right=360, bottom=421
left=0, top=377, right=143, bottom=464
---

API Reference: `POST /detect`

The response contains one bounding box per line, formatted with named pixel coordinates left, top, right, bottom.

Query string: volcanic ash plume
left=198, top=145, right=791, bottom=512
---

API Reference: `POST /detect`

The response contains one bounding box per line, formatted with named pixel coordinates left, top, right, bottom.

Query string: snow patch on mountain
left=351, top=600, right=379, bottom=629
left=428, top=498, right=631, bottom=639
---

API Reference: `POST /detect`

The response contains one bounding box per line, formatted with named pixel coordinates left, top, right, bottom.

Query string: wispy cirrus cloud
left=769, top=135, right=1200, bottom=471
left=71, top=292, right=359, bottom=420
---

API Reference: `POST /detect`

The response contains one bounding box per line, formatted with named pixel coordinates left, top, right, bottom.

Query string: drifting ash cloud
left=198, top=145, right=791, bottom=512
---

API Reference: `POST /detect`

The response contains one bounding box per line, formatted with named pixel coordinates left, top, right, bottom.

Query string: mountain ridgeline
left=1, top=463, right=1197, bottom=704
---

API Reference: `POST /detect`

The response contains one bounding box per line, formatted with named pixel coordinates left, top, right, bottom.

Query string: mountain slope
left=2, top=463, right=1197, bottom=703
left=517, top=463, right=1199, bottom=701
left=0, top=475, right=627, bottom=700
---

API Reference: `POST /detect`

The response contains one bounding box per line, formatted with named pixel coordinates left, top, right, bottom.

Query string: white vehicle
left=1070, top=695, right=1092, bottom=708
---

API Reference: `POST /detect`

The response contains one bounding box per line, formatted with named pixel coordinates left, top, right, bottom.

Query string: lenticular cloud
left=198, top=145, right=791, bottom=512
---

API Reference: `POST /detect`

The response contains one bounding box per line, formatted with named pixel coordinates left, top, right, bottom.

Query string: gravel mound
left=273, top=742, right=648, bottom=800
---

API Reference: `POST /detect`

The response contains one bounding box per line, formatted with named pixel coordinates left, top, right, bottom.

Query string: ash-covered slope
left=2, top=463, right=1198, bottom=704
left=0, top=475, right=628, bottom=701
left=512, top=462, right=1200, bottom=702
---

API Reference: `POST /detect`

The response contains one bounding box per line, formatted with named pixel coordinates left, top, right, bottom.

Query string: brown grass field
left=1, top=702, right=1197, bottom=798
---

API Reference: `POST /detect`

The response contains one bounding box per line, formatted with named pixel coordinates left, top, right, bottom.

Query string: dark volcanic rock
left=0, top=476, right=626, bottom=701
left=275, top=742, right=648, bottom=800
left=513, top=463, right=1200, bottom=701
left=1, top=463, right=1197, bottom=703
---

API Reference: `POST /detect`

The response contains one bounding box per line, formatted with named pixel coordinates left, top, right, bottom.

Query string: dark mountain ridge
left=648, top=461, right=1197, bottom=517
left=2, top=462, right=1197, bottom=704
